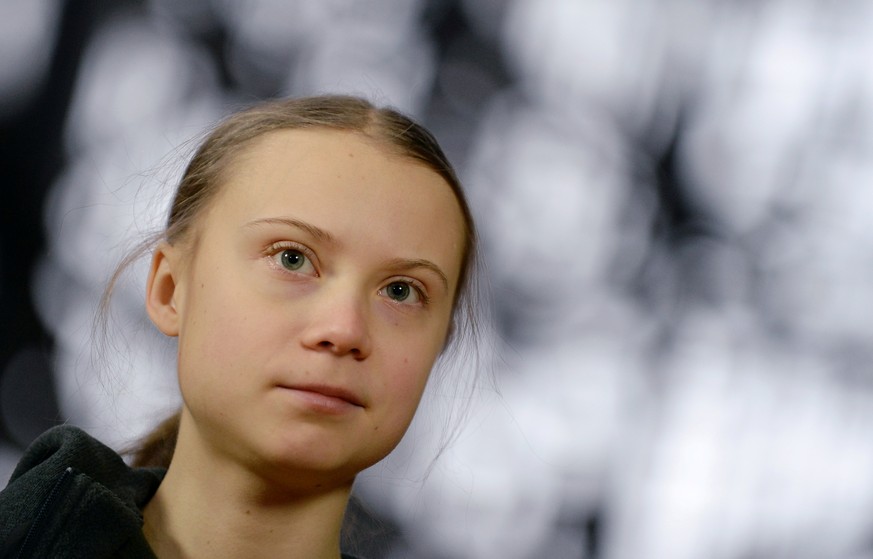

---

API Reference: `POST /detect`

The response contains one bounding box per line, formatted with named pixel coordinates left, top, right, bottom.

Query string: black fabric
left=0, top=425, right=164, bottom=558
left=0, top=425, right=364, bottom=559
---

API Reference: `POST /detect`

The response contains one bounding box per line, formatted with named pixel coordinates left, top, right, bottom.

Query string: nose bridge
left=303, top=278, right=372, bottom=358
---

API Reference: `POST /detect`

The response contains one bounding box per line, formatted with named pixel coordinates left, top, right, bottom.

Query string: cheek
left=391, top=355, right=432, bottom=396
left=176, top=280, right=275, bottom=396
left=376, top=338, right=443, bottom=422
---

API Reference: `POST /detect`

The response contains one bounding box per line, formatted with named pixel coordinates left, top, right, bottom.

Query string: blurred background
left=3, top=0, right=873, bottom=557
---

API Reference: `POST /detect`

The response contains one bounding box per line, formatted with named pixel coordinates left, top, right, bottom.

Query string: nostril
left=315, top=340, right=364, bottom=357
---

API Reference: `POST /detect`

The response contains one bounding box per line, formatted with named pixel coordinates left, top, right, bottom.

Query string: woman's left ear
left=146, top=243, right=183, bottom=337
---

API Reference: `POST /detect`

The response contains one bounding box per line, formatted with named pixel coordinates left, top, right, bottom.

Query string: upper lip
left=277, top=383, right=365, bottom=407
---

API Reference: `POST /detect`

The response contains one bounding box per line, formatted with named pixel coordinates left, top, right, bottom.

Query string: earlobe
left=146, top=243, right=182, bottom=337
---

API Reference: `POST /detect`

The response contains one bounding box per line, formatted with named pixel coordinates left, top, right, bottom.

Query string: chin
left=251, top=441, right=373, bottom=488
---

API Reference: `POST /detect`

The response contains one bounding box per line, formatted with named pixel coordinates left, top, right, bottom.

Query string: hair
left=112, top=95, right=480, bottom=468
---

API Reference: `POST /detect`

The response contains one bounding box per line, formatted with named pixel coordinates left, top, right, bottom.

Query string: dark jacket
left=1, top=426, right=365, bottom=559
left=0, top=425, right=164, bottom=558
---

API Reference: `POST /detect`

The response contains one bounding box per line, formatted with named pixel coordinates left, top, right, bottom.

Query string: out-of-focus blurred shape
left=282, top=0, right=436, bottom=114
left=0, top=0, right=60, bottom=117
left=35, top=11, right=224, bottom=448
left=6, top=0, right=873, bottom=557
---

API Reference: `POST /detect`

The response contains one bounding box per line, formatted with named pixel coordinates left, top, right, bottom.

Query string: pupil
left=281, top=250, right=303, bottom=270
left=389, top=282, right=409, bottom=300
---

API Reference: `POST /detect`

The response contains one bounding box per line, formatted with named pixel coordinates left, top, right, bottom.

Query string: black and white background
left=3, top=1, right=873, bottom=557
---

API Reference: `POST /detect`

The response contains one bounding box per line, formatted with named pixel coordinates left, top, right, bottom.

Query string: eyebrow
left=242, top=217, right=337, bottom=244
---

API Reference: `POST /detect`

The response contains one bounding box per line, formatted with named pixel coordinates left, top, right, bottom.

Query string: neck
left=143, top=415, right=353, bottom=559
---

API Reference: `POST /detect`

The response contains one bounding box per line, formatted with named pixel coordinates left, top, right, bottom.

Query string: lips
left=276, top=383, right=365, bottom=408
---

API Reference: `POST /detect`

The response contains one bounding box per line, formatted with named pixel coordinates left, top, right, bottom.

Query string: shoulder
left=6, top=424, right=150, bottom=482
left=1, top=425, right=165, bottom=558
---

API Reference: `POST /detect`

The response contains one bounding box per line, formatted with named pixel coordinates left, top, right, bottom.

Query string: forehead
left=204, top=128, right=466, bottom=283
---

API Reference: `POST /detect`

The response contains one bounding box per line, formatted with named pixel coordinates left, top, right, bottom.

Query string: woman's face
left=155, top=129, right=465, bottom=489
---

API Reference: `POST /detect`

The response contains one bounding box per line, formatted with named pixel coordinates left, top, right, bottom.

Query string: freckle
left=245, top=509, right=251, bottom=515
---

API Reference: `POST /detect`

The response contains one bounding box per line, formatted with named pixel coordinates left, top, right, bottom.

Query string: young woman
left=0, top=95, right=478, bottom=558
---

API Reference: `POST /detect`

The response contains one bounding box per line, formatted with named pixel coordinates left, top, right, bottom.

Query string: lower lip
left=279, top=387, right=361, bottom=415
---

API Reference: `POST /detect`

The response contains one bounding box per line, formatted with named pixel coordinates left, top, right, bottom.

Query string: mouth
left=276, top=383, right=365, bottom=412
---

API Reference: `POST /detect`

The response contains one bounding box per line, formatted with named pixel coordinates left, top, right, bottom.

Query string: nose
left=300, top=288, right=373, bottom=360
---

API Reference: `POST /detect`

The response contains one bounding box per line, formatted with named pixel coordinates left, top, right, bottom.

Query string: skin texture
left=142, top=129, right=466, bottom=558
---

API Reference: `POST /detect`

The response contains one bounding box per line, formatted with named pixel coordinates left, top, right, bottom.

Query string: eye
left=280, top=249, right=307, bottom=270
left=388, top=282, right=412, bottom=301
left=268, top=244, right=317, bottom=276
left=380, top=280, right=427, bottom=306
